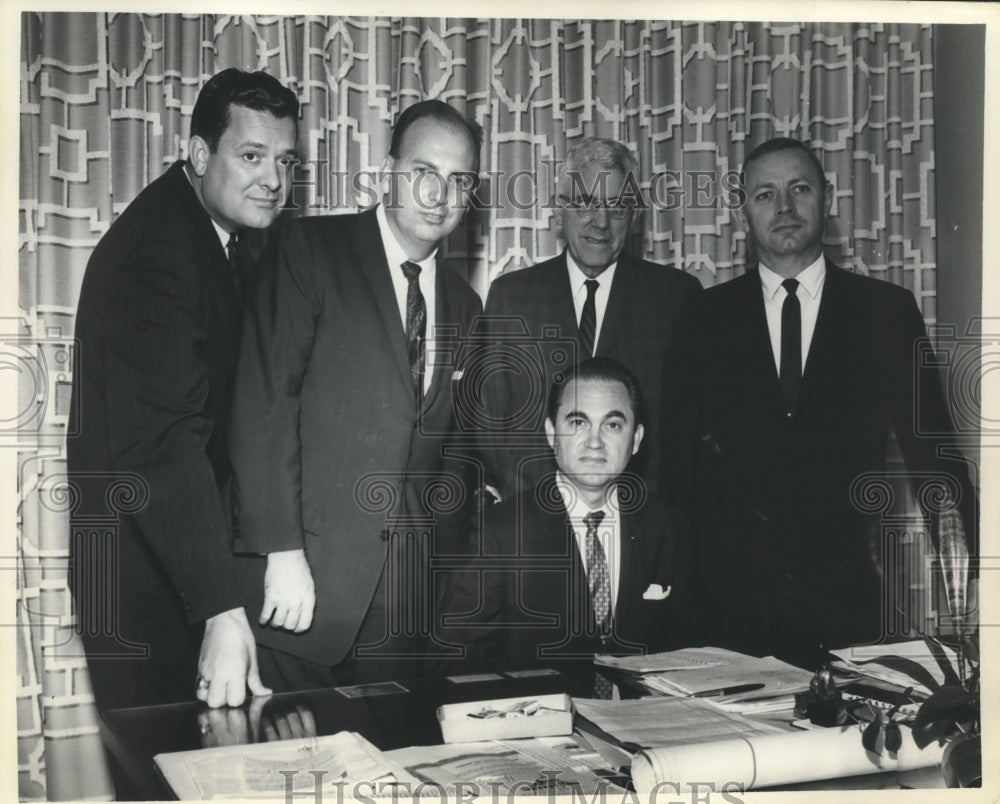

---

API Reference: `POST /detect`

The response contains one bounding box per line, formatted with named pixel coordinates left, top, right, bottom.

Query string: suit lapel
left=798, top=261, right=843, bottom=410
left=743, top=269, right=786, bottom=418
left=525, top=480, right=590, bottom=626
left=613, top=508, right=638, bottom=627
left=595, top=255, right=630, bottom=354
left=171, top=164, right=243, bottom=320
left=355, top=209, right=414, bottom=396
left=548, top=252, right=582, bottom=343
left=421, top=263, right=452, bottom=413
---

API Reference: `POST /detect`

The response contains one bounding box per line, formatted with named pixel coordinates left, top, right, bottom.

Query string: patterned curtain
left=17, top=14, right=936, bottom=800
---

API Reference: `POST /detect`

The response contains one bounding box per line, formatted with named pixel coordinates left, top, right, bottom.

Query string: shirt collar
left=376, top=203, right=438, bottom=274
left=759, top=253, right=826, bottom=301
left=554, top=471, right=621, bottom=521
left=182, top=161, right=231, bottom=251
left=566, top=251, right=618, bottom=292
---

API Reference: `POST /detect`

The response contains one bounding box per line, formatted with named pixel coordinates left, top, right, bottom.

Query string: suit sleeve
left=104, top=243, right=242, bottom=624
left=466, top=287, right=516, bottom=495
left=229, top=223, right=321, bottom=555
left=889, top=292, right=978, bottom=557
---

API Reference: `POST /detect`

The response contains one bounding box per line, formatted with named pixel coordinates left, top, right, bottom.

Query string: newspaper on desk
left=385, top=734, right=626, bottom=795
left=155, top=731, right=420, bottom=800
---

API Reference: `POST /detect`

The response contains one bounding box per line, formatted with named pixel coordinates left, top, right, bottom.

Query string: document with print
left=155, top=731, right=419, bottom=800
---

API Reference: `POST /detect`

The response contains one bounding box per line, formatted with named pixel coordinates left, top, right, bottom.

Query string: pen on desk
left=691, top=683, right=766, bottom=698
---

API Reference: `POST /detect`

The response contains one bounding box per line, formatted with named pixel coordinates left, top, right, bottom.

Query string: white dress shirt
left=566, top=254, right=618, bottom=357
left=555, top=473, right=621, bottom=615
left=376, top=204, right=437, bottom=394
left=759, top=255, right=826, bottom=375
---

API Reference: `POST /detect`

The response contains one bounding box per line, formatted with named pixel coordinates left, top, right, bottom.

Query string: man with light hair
left=480, top=137, right=701, bottom=500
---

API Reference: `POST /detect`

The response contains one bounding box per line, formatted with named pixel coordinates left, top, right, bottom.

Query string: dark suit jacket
left=67, top=162, right=246, bottom=668
left=481, top=251, right=701, bottom=498
left=660, top=263, right=976, bottom=663
left=229, top=208, right=483, bottom=666
left=435, top=477, right=696, bottom=674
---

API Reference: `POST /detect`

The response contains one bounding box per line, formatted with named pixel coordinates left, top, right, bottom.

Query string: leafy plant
left=850, top=633, right=981, bottom=787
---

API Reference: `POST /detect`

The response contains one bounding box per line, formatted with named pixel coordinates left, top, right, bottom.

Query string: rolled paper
left=631, top=724, right=944, bottom=793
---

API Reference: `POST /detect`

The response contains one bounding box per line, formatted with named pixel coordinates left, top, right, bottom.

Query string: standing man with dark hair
left=68, top=68, right=299, bottom=711
left=230, top=100, right=484, bottom=690
left=437, top=357, right=694, bottom=678
left=661, top=137, right=976, bottom=665
left=481, top=137, right=701, bottom=501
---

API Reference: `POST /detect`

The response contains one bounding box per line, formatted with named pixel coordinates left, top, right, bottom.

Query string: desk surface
left=101, top=669, right=943, bottom=800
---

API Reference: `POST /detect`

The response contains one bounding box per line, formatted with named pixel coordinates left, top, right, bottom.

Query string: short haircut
left=547, top=356, right=645, bottom=426
left=389, top=99, right=484, bottom=172
left=559, top=137, right=639, bottom=190
left=740, top=137, right=827, bottom=191
left=190, top=68, right=299, bottom=152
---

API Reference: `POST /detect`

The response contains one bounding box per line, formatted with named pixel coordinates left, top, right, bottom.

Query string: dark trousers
left=257, top=548, right=431, bottom=691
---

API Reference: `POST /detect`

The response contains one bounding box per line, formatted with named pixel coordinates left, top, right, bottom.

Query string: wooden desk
left=100, top=669, right=944, bottom=800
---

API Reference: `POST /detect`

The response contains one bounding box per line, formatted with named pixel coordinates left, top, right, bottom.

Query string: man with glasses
left=479, top=137, right=701, bottom=501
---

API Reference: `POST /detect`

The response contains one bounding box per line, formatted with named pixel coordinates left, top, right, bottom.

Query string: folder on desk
left=596, top=647, right=813, bottom=702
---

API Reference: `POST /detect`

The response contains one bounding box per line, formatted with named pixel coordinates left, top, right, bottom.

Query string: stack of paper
left=573, top=696, right=787, bottom=751
left=596, top=647, right=813, bottom=703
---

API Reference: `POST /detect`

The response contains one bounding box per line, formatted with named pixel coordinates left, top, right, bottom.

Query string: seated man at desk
left=436, top=357, right=695, bottom=676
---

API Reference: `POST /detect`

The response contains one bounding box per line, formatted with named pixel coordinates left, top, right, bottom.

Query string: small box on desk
left=438, top=693, right=574, bottom=743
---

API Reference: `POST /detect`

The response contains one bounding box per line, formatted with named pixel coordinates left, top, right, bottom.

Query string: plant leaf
left=862, top=717, right=882, bottom=753
left=912, top=685, right=976, bottom=749
left=923, top=635, right=961, bottom=687
left=885, top=722, right=902, bottom=752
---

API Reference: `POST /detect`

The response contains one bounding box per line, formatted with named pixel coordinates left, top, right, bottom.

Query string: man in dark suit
left=437, top=358, right=694, bottom=677
left=480, top=138, right=702, bottom=500
left=229, top=101, right=484, bottom=689
left=68, top=69, right=299, bottom=710
left=661, top=137, right=976, bottom=665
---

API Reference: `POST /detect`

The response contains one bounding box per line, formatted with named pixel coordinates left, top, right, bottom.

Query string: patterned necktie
left=401, top=260, right=426, bottom=396
left=584, top=509, right=610, bottom=635
left=779, top=278, right=801, bottom=415
left=585, top=509, right=613, bottom=700
left=225, top=233, right=241, bottom=298
left=578, top=279, right=600, bottom=359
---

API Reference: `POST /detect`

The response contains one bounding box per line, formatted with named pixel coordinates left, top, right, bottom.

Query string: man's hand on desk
left=260, top=548, right=315, bottom=632
left=197, top=607, right=272, bottom=707
left=198, top=696, right=318, bottom=747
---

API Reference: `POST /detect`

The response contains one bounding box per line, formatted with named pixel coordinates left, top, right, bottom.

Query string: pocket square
left=642, top=583, right=671, bottom=600
left=451, top=369, right=464, bottom=380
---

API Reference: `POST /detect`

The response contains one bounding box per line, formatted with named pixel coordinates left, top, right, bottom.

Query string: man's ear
left=188, top=135, right=211, bottom=178
left=552, top=194, right=565, bottom=234
left=631, top=423, right=645, bottom=456
left=733, top=205, right=747, bottom=232
left=379, top=155, right=395, bottom=193
left=544, top=418, right=556, bottom=451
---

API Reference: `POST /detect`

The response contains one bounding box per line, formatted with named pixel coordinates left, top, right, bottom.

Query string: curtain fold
left=17, top=15, right=936, bottom=800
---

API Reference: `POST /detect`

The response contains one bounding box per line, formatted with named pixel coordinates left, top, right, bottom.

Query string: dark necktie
left=584, top=509, right=614, bottom=699
left=779, top=278, right=801, bottom=415
left=225, top=233, right=241, bottom=298
left=578, top=279, right=600, bottom=359
left=401, top=260, right=427, bottom=396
